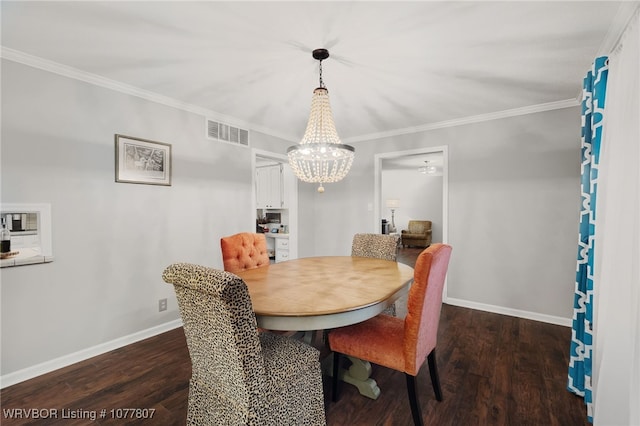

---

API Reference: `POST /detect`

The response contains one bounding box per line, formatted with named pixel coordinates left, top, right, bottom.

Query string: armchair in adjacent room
left=163, top=263, right=326, bottom=425
left=401, top=220, right=432, bottom=248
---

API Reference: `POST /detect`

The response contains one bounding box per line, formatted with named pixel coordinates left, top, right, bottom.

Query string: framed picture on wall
left=115, top=134, right=172, bottom=186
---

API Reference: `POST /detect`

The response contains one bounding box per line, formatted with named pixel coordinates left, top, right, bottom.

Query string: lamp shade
left=386, top=199, right=400, bottom=209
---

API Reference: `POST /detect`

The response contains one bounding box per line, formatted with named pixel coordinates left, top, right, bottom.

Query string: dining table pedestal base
left=322, top=354, right=381, bottom=400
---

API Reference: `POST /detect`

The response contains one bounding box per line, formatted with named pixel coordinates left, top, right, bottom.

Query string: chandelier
left=419, top=160, right=436, bottom=174
left=287, top=48, right=355, bottom=193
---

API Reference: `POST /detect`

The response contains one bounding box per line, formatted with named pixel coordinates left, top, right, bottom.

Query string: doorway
left=374, top=146, right=449, bottom=298
left=374, top=146, right=448, bottom=243
left=252, top=148, right=298, bottom=261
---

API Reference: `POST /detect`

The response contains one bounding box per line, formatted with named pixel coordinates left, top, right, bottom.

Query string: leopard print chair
left=351, top=233, right=400, bottom=316
left=163, top=263, right=326, bottom=425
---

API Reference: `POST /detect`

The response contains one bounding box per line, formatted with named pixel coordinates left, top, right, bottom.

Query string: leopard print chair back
left=163, top=263, right=326, bottom=425
left=351, top=233, right=398, bottom=261
left=351, top=233, right=399, bottom=316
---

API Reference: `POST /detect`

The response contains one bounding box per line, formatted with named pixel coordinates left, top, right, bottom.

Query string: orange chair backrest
left=220, top=233, right=270, bottom=274
left=403, top=243, right=452, bottom=375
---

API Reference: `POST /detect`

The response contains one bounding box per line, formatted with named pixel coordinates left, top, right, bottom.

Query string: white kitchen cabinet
left=256, top=164, right=283, bottom=209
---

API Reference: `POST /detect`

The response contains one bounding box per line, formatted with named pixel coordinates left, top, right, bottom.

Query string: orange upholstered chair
left=328, top=243, right=453, bottom=426
left=220, top=232, right=270, bottom=274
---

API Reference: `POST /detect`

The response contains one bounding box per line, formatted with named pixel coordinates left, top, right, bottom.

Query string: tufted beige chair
left=163, top=263, right=326, bottom=425
left=221, top=232, right=270, bottom=274
left=351, top=233, right=399, bottom=316
left=401, top=220, right=432, bottom=248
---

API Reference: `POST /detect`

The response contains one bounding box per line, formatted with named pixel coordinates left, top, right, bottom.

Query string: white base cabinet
left=264, top=233, right=292, bottom=263
left=275, top=238, right=289, bottom=263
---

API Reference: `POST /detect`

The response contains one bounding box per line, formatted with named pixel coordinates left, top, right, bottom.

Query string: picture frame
left=115, top=134, right=172, bottom=186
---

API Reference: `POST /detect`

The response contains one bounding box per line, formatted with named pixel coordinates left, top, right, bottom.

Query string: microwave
left=265, top=212, right=281, bottom=223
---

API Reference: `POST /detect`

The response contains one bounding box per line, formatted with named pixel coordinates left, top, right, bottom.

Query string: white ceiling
left=1, top=1, right=633, bottom=147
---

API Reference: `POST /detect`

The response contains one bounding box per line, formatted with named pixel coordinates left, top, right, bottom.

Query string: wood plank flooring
left=1, top=248, right=589, bottom=425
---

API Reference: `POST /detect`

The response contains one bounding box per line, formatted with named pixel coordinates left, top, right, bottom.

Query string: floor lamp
left=386, top=199, right=399, bottom=233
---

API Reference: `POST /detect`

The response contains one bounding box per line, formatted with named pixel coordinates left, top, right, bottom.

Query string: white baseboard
left=1, top=301, right=571, bottom=389
left=0, top=319, right=183, bottom=389
left=445, top=297, right=572, bottom=327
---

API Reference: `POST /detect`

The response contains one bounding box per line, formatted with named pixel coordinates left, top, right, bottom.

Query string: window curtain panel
left=568, top=55, right=609, bottom=422
left=591, top=9, right=640, bottom=426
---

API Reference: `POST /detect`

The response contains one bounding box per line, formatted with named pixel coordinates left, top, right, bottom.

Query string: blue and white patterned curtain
left=568, top=56, right=608, bottom=422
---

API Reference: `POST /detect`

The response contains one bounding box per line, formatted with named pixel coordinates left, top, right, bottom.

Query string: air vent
left=206, top=119, right=249, bottom=147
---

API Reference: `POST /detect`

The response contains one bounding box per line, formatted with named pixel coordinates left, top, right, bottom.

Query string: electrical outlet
left=159, top=298, right=167, bottom=312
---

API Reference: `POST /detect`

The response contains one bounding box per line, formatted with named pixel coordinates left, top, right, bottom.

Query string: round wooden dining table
left=237, top=255, right=415, bottom=399
left=236, top=255, right=415, bottom=332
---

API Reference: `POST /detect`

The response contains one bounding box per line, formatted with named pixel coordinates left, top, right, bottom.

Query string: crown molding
left=0, top=47, right=298, bottom=143
left=573, top=3, right=639, bottom=108
left=596, top=2, right=640, bottom=57
left=2, top=46, right=581, bottom=145
left=346, top=2, right=640, bottom=144
left=343, top=98, right=579, bottom=143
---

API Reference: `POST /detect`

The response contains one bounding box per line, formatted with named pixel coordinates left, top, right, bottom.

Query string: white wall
left=0, top=60, right=290, bottom=378
left=299, top=106, right=581, bottom=323
left=381, top=169, right=443, bottom=242
left=1, top=56, right=582, bottom=383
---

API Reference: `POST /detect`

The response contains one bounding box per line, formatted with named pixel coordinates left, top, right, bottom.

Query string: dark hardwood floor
left=1, top=248, right=589, bottom=425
